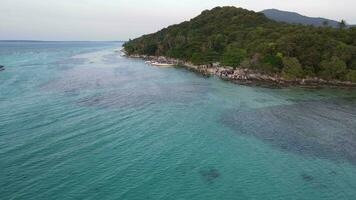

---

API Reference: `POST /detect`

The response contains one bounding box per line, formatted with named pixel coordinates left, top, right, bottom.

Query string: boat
left=150, top=62, right=176, bottom=67
left=0, top=65, right=4, bottom=71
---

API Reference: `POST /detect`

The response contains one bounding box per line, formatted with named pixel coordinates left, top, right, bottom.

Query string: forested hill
left=123, top=6, right=356, bottom=82
left=261, top=9, right=341, bottom=28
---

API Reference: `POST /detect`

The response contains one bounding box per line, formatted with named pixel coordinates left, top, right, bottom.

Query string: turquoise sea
left=1, top=41, right=356, bottom=200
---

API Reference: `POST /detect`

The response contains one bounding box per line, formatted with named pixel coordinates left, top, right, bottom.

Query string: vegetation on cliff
left=123, top=6, right=356, bottom=82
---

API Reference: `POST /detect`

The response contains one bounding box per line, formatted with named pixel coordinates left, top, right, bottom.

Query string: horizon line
left=0, top=40, right=126, bottom=42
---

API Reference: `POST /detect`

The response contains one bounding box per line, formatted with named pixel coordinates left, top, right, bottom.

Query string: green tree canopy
left=281, top=57, right=304, bottom=79
left=221, top=44, right=247, bottom=68
left=124, top=6, right=356, bottom=82
left=319, top=56, right=347, bottom=80
left=339, top=20, right=347, bottom=29
left=346, top=70, right=356, bottom=82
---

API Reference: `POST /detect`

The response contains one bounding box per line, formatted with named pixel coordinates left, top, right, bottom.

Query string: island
left=123, top=6, right=356, bottom=87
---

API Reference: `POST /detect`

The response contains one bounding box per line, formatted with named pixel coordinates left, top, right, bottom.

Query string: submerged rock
left=200, top=169, right=220, bottom=183
left=221, top=98, right=356, bottom=165
left=0, top=65, right=4, bottom=71
left=301, top=173, right=314, bottom=182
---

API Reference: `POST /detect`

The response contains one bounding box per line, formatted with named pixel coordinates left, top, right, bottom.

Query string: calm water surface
left=1, top=41, right=356, bottom=200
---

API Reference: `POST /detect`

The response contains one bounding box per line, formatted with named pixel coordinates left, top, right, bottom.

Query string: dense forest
left=123, top=7, right=356, bottom=82
left=261, top=9, right=343, bottom=28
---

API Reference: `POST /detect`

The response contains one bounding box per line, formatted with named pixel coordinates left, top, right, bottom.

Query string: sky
left=0, top=0, right=355, bottom=41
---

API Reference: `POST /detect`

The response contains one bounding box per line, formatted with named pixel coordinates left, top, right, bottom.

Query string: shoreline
left=122, top=52, right=356, bottom=89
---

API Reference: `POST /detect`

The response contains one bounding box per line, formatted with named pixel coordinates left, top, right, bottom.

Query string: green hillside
left=124, top=6, right=356, bottom=81
left=261, top=9, right=343, bottom=28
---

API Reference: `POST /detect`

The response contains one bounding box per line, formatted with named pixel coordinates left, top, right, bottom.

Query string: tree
left=333, top=43, right=353, bottom=64
left=303, top=65, right=316, bottom=77
left=339, top=20, right=347, bottom=29
left=322, top=20, right=329, bottom=27
left=203, top=49, right=220, bottom=64
left=350, top=60, right=356, bottom=70
left=281, top=57, right=304, bottom=79
left=208, top=34, right=226, bottom=52
left=346, top=70, right=356, bottom=82
left=191, top=52, right=204, bottom=65
left=319, top=56, right=347, bottom=80
left=260, top=54, right=283, bottom=72
left=143, top=43, right=158, bottom=55
left=221, top=44, right=247, bottom=69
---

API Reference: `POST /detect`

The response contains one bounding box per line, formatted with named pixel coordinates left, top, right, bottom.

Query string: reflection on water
left=222, top=98, right=356, bottom=165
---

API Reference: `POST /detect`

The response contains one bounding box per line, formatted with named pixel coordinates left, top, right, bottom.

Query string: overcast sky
left=0, top=0, right=354, bottom=41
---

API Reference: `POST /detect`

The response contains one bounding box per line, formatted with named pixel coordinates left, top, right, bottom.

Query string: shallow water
left=1, top=41, right=356, bottom=200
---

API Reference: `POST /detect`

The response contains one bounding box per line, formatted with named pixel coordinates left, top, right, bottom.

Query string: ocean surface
left=1, top=41, right=356, bottom=200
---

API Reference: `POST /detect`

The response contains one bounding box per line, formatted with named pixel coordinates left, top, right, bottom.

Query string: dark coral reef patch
left=221, top=97, right=356, bottom=165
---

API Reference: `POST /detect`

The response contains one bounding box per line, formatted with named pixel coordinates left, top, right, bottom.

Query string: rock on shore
left=123, top=53, right=356, bottom=88
left=189, top=63, right=356, bottom=88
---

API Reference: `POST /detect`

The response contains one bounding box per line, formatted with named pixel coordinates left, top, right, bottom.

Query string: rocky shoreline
left=122, top=51, right=356, bottom=88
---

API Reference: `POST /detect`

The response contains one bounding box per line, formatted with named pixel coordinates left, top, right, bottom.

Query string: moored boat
left=150, top=62, right=176, bottom=67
